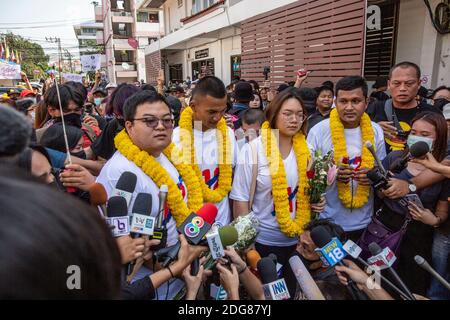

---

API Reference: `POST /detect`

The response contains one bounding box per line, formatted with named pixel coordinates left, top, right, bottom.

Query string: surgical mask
left=56, top=113, right=82, bottom=128
left=94, top=98, right=102, bottom=106
left=71, top=150, right=86, bottom=160
left=407, top=134, right=434, bottom=151
left=30, top=111, right=36, bottom=123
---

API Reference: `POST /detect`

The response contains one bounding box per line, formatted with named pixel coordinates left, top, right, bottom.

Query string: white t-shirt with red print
left=172, top=126, right=238, bottom=228
left=230, top=136, right=305, bottom=247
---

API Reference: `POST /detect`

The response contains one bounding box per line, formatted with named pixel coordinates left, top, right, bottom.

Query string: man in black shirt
left=367, top=61, right=440, bottom=153
left=307, top=85, right=334, bottom=133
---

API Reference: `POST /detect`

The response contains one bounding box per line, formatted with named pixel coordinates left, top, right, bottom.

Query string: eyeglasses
left=281, top=112, right=306, bottom=122
left=132, top=117, right=174, bottom=129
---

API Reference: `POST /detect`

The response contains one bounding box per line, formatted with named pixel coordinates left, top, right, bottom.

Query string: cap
left=20, top=89, right=36, bottom=98
left=105, top=82, right=117, bottom=89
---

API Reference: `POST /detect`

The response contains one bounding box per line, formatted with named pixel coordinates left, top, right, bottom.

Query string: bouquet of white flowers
left=230, top=212, right=260, bottom=251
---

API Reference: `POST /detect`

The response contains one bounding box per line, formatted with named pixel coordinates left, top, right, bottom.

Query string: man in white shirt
left=97, top=91, right=203, bottom=299
left=307, top=76, right=386, bottom=242
left=172, top=76, right=238, bottom=227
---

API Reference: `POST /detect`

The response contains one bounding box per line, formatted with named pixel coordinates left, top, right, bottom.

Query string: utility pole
left=64, top=49, right=73, bottom=73
left=46, top=37, right=62, bottom=83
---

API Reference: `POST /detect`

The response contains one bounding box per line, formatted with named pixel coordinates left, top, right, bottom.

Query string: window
left=149, top=13, right=159, bottom=23
left=117, top=0, right=124, bottom=10
left=82, top=28, right=96, bottom=34
left=137, top=12, right=149, bottom=22
left=231, top=55, right=241, bottom=80
left=169, top=64, right=183, bottom=82
left=192, top=0, right=215, bottom=15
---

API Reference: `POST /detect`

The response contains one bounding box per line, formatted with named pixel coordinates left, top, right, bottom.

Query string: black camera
left=263, top=66, right=270, bottom=80
left=367, top=167, right=391, bottom=190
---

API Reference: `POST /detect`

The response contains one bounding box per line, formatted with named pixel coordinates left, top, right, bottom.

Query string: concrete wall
left=395, top=0, right=450, bottom=88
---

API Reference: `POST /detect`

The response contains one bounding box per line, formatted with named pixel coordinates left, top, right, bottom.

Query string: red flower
left=307, top=170, right=315, bottom=179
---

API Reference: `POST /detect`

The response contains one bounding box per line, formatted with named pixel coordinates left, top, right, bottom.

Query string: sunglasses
left=132, top=117, right=174, bottom=129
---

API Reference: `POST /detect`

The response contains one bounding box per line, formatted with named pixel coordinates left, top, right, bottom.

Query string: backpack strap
left=384, top=99, right=402, bottom=130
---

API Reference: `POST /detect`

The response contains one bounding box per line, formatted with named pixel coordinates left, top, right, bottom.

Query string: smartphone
left=405, top=194, right=424, bottom=210
left=297, top=68, right=308, bottom=77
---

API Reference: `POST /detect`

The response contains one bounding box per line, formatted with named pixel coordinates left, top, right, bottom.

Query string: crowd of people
left=0, top=61, right=449, bottom=300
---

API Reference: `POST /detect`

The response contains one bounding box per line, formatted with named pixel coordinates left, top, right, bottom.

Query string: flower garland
left=114, top=130, right=203, bottom=226
left=178, top=107, right=232, bottom=203
left=329, top=108, right=375, bottom=209
left=261, top=121, right=311, bottom=237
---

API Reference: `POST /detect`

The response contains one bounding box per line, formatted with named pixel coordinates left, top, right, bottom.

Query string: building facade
left=74, top=20, right=106, bottom=71
left=99, top=0, right=164, bottom=84
left=144, top=0, right=449, bottom=90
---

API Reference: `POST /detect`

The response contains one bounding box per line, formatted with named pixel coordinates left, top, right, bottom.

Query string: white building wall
left=395, top=0, right=450, bottom=88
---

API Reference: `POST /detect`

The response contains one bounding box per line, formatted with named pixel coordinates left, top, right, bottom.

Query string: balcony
left=114, top=38, right=136, bottom=50
left=138, top=0, right=167, bottom=9
left=135, top=22, right=160, bottom=37
left=116, top=70, right=138, bottom=78
left=111, top=11, right=134, bottom=23
left=115, top=63, right=136, bottom=72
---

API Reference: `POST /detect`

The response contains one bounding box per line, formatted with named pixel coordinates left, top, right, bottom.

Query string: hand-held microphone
left=154, top=241, right=181, bottom=268
left=89, top=182, right=108, bottom=216
left=342, top=240, right=412, bottom=300
left=365, top=141, right=386, bottom=175
left=152, top=185, right=169, bottom=251
left=258, top=257, right=290, bottom=300
left=246, top=249, right=262, bottom=277
left=112, top=171, right=137, bottom=206
left=389, top=141, right=430, bottom=173
left=207, top=225, right=239, bottom=260
left=310, top=226, right=367, bottom=300
left=368, top=242, right=416, bottom=300
left=177, top=203, right=218, bottom=245
left=127, top=193, right=153, bottom=276
left=288, top=256, right=325, bottom=300
left=106, top=196, right=130, bottom=237
left=414, top=255, right=450, bottom=292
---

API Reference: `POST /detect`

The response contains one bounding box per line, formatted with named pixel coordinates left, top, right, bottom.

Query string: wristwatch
left=407, top=180, right=417, bottom=193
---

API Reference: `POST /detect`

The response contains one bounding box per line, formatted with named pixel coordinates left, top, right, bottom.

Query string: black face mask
left=56, top=113, right=82, bottom=128
left=434, top=98, right=450, bottom=111
left=71, top=150, right=86, bottom=160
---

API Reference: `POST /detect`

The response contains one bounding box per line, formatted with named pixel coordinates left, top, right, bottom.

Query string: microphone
left=152, top=185, right=169, bottom=251
left=268, top=253, right=283, bottom=277
left=89, top=182, right=108, bottom=216
left=106, top=196, right=130, bottom=237
left=414, top=255, right=450, bottom=292
left=342, top=239, right=413, bottom=300
left=112, top=171, right=137, bottom=206
left=154, top=241, right=182, bottom=268
left=389, top=141, right=430, bottom=173
left=247, top=250, right=261, bottom=271
left=310, top=226, right=367, bottom=300
left=365, top=141, right=387, bottom=176
left=257, top=257, right=290, bottom=300
left=177, top=203, right=218, bottom=245
left=206, top=225, right=238, bottom=260
left=368, top=242, right=416, bottom=300
left=127, top=193, right=154, bottom=276
left=288, top=256, right=325, bottom=300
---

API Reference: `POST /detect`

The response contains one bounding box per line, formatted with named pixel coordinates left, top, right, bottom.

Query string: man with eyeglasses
left=367, top=61, right=440, bottom=153
left=97, top=91, right=189, bottom=300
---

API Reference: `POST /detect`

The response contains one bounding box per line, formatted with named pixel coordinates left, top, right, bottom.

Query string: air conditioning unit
left=121, top=12, right=126, bottom=16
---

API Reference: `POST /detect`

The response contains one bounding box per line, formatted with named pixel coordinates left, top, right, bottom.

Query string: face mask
left=71, top=150, right=86, bottom=160
left=407, top=134, right=434, bottom=151
left=94, top=98, right=102, bottom=106
left=57, top=113, right=82, bottom=128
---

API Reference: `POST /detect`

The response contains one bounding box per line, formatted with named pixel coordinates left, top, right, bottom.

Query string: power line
left=0, top=18, right=94, bottom=26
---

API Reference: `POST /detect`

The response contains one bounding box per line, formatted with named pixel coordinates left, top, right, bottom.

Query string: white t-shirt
left=172, top=126, right=238, bottom=227
left=230, top=136, right=303, bottom=247
left=96, top=151, right=186, bottom=299
left=307, top=119, right=386, bottom=231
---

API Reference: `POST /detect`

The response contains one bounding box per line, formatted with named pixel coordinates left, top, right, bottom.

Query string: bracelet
left=167, top=266, right=174, bottom=278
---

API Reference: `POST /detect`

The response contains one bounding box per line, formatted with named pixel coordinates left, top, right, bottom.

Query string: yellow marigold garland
left=178, top=107, right=232, bottom=203
left=114, top=129, right=203, bottom=226
left=329, top=108, right=375, bottom=209
left=261, top=121, right=311, bottom=237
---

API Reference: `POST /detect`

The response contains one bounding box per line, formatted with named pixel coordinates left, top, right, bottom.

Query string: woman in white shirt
left=230, top=88, right=324, bottom=268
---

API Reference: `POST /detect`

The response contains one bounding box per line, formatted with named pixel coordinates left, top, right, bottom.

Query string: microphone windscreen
left=365, top=141, right=373, bottom=149
left=268, top=253, right=278, bottom=265
left=414, top=255, right=425, bottom=266
left=107, top=196, right=128, bottom=217
left=367, top=169, right=382, bottom=183
left=368, top=242, right=382, bottom=255
left=257, top=257, right=278, bottom=284
left=218, top=225, right=238, bottom=246
left=410, top=141, right=430, bottom=158
left=247, top=250, right=261, bottom=270
left=289, top=255, right=325, bottom=300
left=116, top=171, right=137, bottom=193
left=310, top=225, right=333, bottom=248
left=132, top=193, right=152, bottom=216
left=89, top=182, right=107, bottom=206
left=196, top=203, right=218, bottom=225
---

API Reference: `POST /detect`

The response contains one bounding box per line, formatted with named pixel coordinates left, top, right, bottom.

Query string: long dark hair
left=411, top=111, right=448, bottom=162
left=265, top=87, right=307, bottom=135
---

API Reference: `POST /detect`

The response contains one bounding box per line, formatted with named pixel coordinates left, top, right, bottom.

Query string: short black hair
left=304, top=218, right=346, bottom=241
left=66, top=81, right=88, bottom=102
left=0, top=166, right=122, bottom=299
left=389, top=61, right=421, bottom=80
left=192, top=76, right=227, bottom=100
left=315, top=85, right=334, bottom=97
left=242, top=108, right=265, bottom=126
left=335, top=76, right=368, bottom=98
left=123, top=91, right=171, bottom=122
left=322, top=81, right=334, bottom=91
left=44, top=85, right=84, bottom=112
left=140, top=83, right=157, bottom=92
left=0, top=106, right=32, bottom=157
